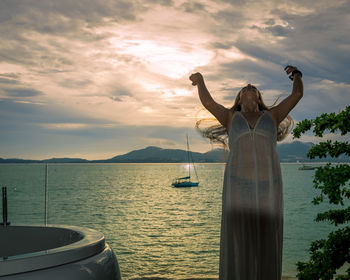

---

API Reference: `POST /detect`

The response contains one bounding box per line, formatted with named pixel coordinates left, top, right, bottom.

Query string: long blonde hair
left=195, top=86, right=294, bottom=147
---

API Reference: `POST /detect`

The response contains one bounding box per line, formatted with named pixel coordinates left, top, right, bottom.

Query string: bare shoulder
left=226, top=110, right=237, bottom=132
left=228, top=109, right=235, bottom=120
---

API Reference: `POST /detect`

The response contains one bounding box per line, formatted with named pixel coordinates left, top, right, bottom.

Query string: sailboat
left=298, top=163, right=316, bottom=170
left=297, top=160, right=316, bottom=170
left=172, top=135, right=199, bottom=188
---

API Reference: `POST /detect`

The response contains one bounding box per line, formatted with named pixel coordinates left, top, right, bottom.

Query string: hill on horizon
left=1, top=141, right=349, bottom=163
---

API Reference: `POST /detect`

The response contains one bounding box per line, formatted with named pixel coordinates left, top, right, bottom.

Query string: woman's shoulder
left=265, top=108, right=279, bottom=127
left=228, top=109, right=239, bottom=121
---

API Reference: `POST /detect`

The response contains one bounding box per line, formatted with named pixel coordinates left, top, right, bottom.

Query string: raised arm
left=270, top=66, right=303, bottom=125
left=189, top=72, right=230, bottom=129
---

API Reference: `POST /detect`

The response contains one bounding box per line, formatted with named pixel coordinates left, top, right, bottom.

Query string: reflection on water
left=0, top=163, right=339, bottom=279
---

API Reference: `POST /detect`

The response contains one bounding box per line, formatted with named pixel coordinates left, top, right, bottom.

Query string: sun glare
left=109, top=39, right=213, bottom=79
left=183, top=163, right=191, bottom=172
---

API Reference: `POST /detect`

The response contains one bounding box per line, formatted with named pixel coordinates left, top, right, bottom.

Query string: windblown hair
left=195, top=87, right=294, bottom=148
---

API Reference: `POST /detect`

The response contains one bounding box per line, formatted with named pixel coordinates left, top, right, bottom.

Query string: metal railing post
left=1, top=186, right=10, bottom=226
left=45, top=164, right=48, bottom=226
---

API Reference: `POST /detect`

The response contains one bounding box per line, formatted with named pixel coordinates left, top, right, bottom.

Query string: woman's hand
left=189, top=72, right=204, bottom=86
left=284, top=65, right=302, bottom=81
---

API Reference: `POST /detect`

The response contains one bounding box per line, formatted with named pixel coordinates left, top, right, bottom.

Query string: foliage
left=292, top=105, right=350, bottom=280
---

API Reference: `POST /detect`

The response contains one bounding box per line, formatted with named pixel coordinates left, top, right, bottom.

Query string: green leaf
left=315, top=207, right=350, bottom=226
left=307, top=141, right=350, bottom=159
left=313, top=164, right=350, bottom=205
left=293, top=106, right=350, bottom=279
left=292, top=105, right=350, bottom=139
left=296, top=228, right=350, bottom=280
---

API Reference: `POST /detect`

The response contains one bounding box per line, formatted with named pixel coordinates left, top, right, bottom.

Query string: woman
left=189, top=66, right=303, bottom=280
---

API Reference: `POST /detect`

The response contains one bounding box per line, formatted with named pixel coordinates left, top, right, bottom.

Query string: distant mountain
left=0, top=157, right=88, bottom=164
left=1, top=141, right=349, bottom=163
left=103, top=146, right=222, bottom=163
left=42, top=158, right=89, bottom=163
left=0, top=158, right=40, bottom=163
left=108, top=146, right=190, bottom=162
left=277, top=141, right=314, bottom=162
left=277, top=141, right=350, bottom=162
left=202, top=149, right=228, bottom=162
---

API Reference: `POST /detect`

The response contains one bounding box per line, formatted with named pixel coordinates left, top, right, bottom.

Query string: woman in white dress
left=189, top=66, right=303, bottom=280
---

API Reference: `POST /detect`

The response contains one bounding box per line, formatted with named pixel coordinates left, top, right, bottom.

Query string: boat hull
left=172, top=182, right=199, bottom=188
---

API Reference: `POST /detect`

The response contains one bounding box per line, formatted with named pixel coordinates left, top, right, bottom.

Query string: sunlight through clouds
left=0, top=0, right=349, bottom=159
left=138, top=106, right=155, bottom=113
left=39, top=123, right=91, bottom=130
left=109, top=39, right=214, bottom=79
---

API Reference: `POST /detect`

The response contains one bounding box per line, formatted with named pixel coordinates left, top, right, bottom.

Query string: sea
left=0, top=162, right=349, bottom=279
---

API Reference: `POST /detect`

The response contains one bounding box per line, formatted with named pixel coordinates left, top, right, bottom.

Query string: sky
left=0, top=0, right=349, bottom=160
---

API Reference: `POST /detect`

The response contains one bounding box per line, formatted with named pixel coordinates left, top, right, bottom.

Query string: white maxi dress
left=219, top=110, right=283, bottom=280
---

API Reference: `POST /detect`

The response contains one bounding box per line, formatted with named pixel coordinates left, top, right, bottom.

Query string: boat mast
left=189, top=149, right=199, bottom=182
left=186, top=134, right=190, bottom=179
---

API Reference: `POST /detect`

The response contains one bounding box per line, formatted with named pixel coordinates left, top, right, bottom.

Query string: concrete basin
left=0, top=225, right=121, bottom=280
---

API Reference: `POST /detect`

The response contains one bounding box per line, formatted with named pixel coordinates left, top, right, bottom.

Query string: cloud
left=3, top=88, right=43, bottom=97
left=39, top=123, right=97, bottom=130
left=180, top=1, right=208, bottom=13
left=0, top=115, right=207, bottom=160
left=251, top=24, right=293, bottom=37
left=57, top=78, right=93, bottom=89
left=266, top=1, right=349, bottom=83
left=0, top=99, right=115, bottom=126
left=0, top=0, right=349, bottom=159
left=0, top=1, right=140, bottom=31
left=0, top=77, right=20, bottom=85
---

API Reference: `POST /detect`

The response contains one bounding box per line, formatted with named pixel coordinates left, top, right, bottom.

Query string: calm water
left=0, top=163, right=347, bottom=279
